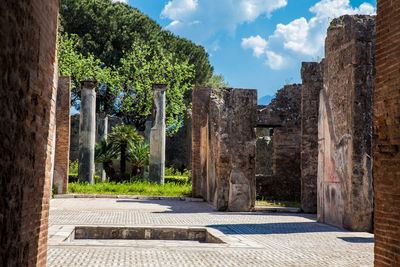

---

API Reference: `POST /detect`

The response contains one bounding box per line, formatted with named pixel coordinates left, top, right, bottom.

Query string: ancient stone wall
left=0, top=1, right=59, bottom=266
left=374, top=1, right=400, bottom=265
left=318, top=15, right=375, bottom=232
left=192, top=87, right=257, bottom=211
left=300, top=61, right=324, bottom=213
left=256, top=84, right=302, bottom=202
left=54, top=77, right=71, bottom=194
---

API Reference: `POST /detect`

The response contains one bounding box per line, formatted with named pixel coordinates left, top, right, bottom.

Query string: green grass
left=256, top=200, right=301, bottom=208
left=68, top=181, right=192, bottom=197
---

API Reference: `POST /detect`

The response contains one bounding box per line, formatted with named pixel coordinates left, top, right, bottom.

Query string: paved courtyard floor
left=47, top=198, right=374, bottom=266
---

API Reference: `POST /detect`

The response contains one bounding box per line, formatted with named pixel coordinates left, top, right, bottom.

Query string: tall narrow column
left=54, top=76, right=71, bottom=193
left=149, top=84, right=167, bottom=184
left=96, top=114, right=108, bottom=182
left=78, top=81, right=97, bottom=184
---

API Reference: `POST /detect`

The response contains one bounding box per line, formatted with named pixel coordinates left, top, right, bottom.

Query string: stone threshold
left=54, top=194, right=204, bottom=202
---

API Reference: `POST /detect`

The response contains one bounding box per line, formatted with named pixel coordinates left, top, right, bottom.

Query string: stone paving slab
left=47, top=198, right=374, bottom=266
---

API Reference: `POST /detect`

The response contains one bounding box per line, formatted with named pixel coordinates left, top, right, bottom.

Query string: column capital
left=152, top=83, right=168, bottom=91
left=80, top=80, right=97, bottom=91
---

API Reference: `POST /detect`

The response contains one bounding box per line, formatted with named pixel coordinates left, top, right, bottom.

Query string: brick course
left=0, top=0, right=59, bottom=266
left=374, top=0, right=400, bottom=265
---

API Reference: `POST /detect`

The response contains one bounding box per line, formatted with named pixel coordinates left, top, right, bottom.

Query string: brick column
left=374, top=0, right=400, bottom=265
left=318, top=15, right=375, bottom=231
left=78, top=81, right=97, bottom=184
left=0, top=1, right=59, bottom=266
left=149, top=84, right=167, bottom=184
left=54, top=76, right=71, bottom=194
left=300, top=61, right=324, bottom=213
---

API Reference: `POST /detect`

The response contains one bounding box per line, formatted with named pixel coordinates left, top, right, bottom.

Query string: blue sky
left=114, top=0, right=376, bottom=102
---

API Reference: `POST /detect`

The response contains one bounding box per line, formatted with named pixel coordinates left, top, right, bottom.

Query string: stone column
left=78, top=81, right=97, bottom=184
left=149, top=84, right=167, bottom=184
left=54, top=76, right=71, bottom=193
left=318, top=15, right=375, bottom=231
left=96, top=114, right=108, bottom=182
left=300, top=61, right=324, bottom=213
left=144, top=120, right=152, bottom=143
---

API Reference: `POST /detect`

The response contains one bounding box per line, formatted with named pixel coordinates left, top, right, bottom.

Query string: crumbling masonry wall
left=300, top=61, right=324, bottom=213
left=0, top=0, right=59, bottom=266
left=192, top=87, right=257, bottom=211
left=374, top=1, right=400, bottom=265
left=318, top=15, right=375, bottom=232
left=256, top=84, right=302, bottom=202
left=54, top=77, right=71, bottom=194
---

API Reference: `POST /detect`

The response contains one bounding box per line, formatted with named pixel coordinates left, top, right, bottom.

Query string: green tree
left=95, top=139, right=119, bottom=181
left=127, top=141, right=150, bottom=176
left=59, top=0, right=213, bottom=85
left=205, top=74, right=229, bottom=89
left=108, top=125, right=143, bottom=176
left=58, top=33, right=119, bottom=111
left=117, top=42, right=195, bottom=133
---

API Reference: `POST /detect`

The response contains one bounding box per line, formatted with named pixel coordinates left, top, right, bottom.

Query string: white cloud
left=112, top=0, right=127, bottom=3
left=265, top=51, right=285, bottom=70
left=241, top=35, right=268, bottom=57
left=242, top=0, right=376, bottom=69
left=161, top=0, right=198, bottom=21
left=161, top=0, right=287, bottom=42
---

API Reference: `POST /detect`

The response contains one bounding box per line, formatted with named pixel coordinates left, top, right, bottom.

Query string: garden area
left=65, top=124, right=192, bottom=197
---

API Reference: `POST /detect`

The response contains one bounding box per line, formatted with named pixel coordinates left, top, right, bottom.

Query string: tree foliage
left=59, top=0, right=213, bottom=85
left=117, top=42, right=194, bottom=132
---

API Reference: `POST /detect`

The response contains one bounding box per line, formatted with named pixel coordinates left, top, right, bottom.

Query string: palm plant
left=95, top=139, right=119, bottom=181
left=127, top=140, right=150, bottom=176
left=109, top=125, right=143, bottom=176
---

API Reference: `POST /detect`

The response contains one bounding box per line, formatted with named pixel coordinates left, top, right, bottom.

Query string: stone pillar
left=318, top=15, right=375, bottom=231
left=149, top=84, right=167, bottom=184
left=144, top=120, right=152, bottom=143
left=0, top=0, right=59, bottom=266
left=78, top=81, right=97, bottom=184
left=300, top=61, right=324, bottom=213
left=374, top=1, right=400, bottom=265
left=192, top=87, right=257, bottom=211
left=96, top=114, right=108, bottom=182
left=192, top=87, right=211, bottom=198
left=54, top=76, right=71, bottom=193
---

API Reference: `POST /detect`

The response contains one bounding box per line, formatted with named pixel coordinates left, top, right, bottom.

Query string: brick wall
left=256, top=84, right=302, bottom=202
left=300, top=61, right=324, bottom=213
left=54, top=77, right=71, bottom=194
left=192, top=87, right=257, bottom=211
left=374, top=1, right=400, bottom=265
left=0, top=0, right=59, bottom=266
left=318, top=15, right=374, bottom=232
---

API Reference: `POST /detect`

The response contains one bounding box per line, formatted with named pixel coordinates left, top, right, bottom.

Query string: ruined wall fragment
left=374, top=1, right=400, bottom=265
left=301, top=61, right=324, bottom=213
left=0, top=1, right=59, bottom=266
left=54, top=77, right=72, bottom=194
left=192, top=87, right=257, bottom=211
left=318, top=15, right=375, bottom=232
left=256, top=84, right=302, bottom=202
